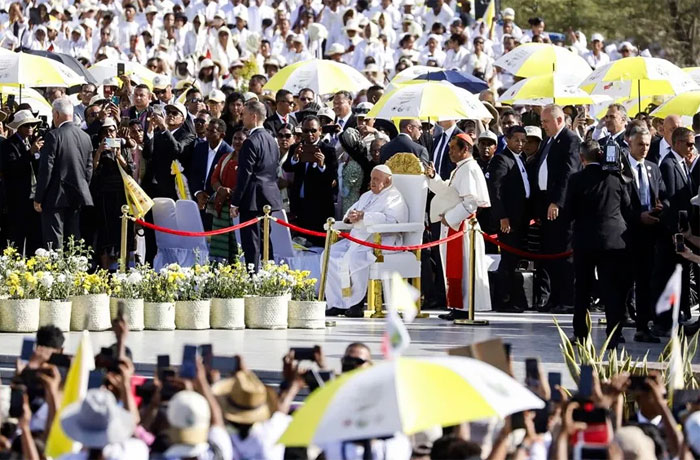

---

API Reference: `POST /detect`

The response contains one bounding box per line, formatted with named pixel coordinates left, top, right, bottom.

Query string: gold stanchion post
left=454, top=216, right=489, bottom=326
left=318, top=217, right=336, bottom=301
left=262, top=205, right=271, bottom=262
left=119, top=205, right=130, bottom=273
left=370, top=233, right=385, bottom=318
left=412, top=249, right=429, bottom=318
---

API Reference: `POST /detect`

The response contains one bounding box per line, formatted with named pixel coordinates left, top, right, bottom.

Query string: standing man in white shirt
left=584, top=33, right=610, bottom=70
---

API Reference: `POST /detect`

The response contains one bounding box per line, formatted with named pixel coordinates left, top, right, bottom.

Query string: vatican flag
left=118, top=163, right=153, bottom=219
left=482, top=0, right=496, bottom=31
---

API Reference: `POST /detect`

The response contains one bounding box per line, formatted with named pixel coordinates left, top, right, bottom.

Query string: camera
left=601, top=139, right=621, bottom=173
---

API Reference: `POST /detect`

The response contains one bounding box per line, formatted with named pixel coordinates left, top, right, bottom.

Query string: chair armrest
left=326, top=221, right=353, bottom=231
left=365, top=222, right=425, bottom=233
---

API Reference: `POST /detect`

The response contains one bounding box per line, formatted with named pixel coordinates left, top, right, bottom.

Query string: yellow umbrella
left=0, top=48, right=86, bottom=87
left=263, top=58, right=370, bottom=95
left=499, top=73, right=611, bottom=106
left=650, top=90, right=700, bottom=124
left=494, top=43, right=591, bottom=79
left=591, top=95, right=669, bottom=120
left=684, top=67, right=700, bottom=86
left=88, top=59, right=159, bottom=89
left=386, top=65, right=445, bottom=92
left=367, top=81, right=492, bottom=122
left=0, top=85, right=52, bottom=117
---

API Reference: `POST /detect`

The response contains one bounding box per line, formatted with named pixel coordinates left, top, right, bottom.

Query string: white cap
left=199, top=58, right=215, bottom=69
left=145, top=5, right=158, bottom=14
left=591, top=33, right=604, bottom=42
left=402, top=14, right=414, bottom=23
left=478, top=130, right=498, bottom=143
left=427, top=33, right=442, bottom=44
left=502, top=7, right=515, bottom=19
left=327, top=43, right=345, bottom=55
left=344, top=20, right=360, bottom=32
left=619, top=41, right=634, bottom=51
left=403, top=0, right=415, bottom=6
left=292, top=34, right=304, bottom=44
left=165, top=102, right=188, bottom=118
left=208, top=89, right=226, bottom=103
left=152, top=74, right=170, bottom=90
left=373, top=164, right=392, bottom=176
left=213, top=10, right=226, bottom=20
left=164, top=391, right=210, bottom=459
left=243, top=92, right=258, bottom=102
left=263, top=57, right=279, bottom=68
left=318, top=106, right=335, bottom=120
left=363, top=63, right=380, bottom=74
left=524, top=126, right=543, bottom=140
left=235, top=9, right=248, bottom=22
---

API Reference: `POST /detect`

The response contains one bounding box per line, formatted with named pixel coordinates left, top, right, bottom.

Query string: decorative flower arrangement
left=161, top=263, right=215, bottom=301
left=210, top=263, right=250, bottom=298
left=250, top=261, right=294, bottom=297
left=141, top=268, right=179, bottom=303
left=35, top=270, right=72, bottom=301
left=290, top=269, right=318, bottom=302
left=0, top=248, right=39, bottom=300
left=110, top=267, right=147, bottom=299
left=73, top=270, right=111, bottom=295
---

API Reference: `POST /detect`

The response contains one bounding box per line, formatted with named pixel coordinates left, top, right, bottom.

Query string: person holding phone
left=282, top=115, right=337, bottom=245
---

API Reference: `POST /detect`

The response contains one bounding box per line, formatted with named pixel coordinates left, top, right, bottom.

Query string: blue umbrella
left=413, top=70, right=489, bottom=94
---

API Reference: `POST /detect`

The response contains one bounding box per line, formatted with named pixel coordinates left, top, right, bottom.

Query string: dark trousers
left=420, top=222, right=446, bottom=308
left=653, top=234, right=691, bottom=329
left=239, top=208, right=273, bottom=272
left=495, top=224, right=526, bottom=307
left=626, top=229, right=658, bottom=332
left=6, top=201, right=41, bottom=256
left=573, top=249, right=627, bottom=340
left=41, top=206, right=81, bottom=249
left=538, top=213, right=574, bottom=308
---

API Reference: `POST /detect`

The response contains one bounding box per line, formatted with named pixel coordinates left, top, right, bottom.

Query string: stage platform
left=0, top=311, right=680, bottom=388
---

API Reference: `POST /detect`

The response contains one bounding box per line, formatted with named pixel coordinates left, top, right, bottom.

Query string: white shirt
left=57, top=438, right=149, bottom=460
left=206, top=141, right=222, bottom=182
left=627, top=153, right=650, bottom=208
left=584, top=50, right=610, bottom=69
left=658, top=137, right=672, bottom=165
left=538, top=125, right=565, bottom=191
left=513, top=151, right=530, bottom=198
left=230, top=412, right=291, bottom=460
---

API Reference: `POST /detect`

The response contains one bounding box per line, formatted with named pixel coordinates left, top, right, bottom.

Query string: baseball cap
left=327, top=43, right=345, bottom=55
left=152, top=74, right=170, bottom=90
left=163, top=391, right=210, bottom=459
left=478, top=130, right=498, bottom=143
left=318, top=106, right=335, bottom=121
left=524, top=126, right=543, bottom=140
left=208, top=89, right=226, bottom=103
left=591, top=33, right=604, bottom=42
left=165, top=102, right=187, bottom=118
left=502, top=7, right=515, bottom=20
left=243, top=92, right=259, bottom=102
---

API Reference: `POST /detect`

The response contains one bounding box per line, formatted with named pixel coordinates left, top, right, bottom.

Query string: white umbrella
left=494, top=43, right=592, bottom=79
left=88, top=59, right=159, bottom=89
left=0, top=85, right=52, bottom=118
left=386, top=65, right=446, bottom=92
left=0, top=49, right=86, bottom=87
left=263, top=58, right=371, bottom=95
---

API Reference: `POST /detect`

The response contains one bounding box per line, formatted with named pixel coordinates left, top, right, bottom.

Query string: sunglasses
left=278, top=133, right=293, bottom=139
left=154, top=89, right=167, bottom=95
left=194, top=118, right=207, bottom=124
left=188, top=98, right=203, bottom=104
left=166, top=110, right=181, bottom=116
left=302, top=128, right=318, bottom=133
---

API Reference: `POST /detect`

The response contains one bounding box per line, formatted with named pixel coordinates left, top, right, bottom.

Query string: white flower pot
left=144, top=302, right=175, bottom=330
left=210, top=298, right=245, bottom=329
left=0, top=299, right=40, bottom=332
left=245, top=296, right=288, bottom=329
left=70, top=294, right=111, bottom=331
left=110, top=298, right=145, bottom=331
left=39, top=300, right=71, bottom=332
left=175, top=300, right=211, bottom=330
left=288, top=300, right=327, bottom=329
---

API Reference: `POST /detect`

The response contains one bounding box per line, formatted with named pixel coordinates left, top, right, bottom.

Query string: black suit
left=646, top=136, right=665, bottom=165
left=656, top=151, right=694, bottom=328
left=231, top=127, right=283, bottom=270
left=564, top=164, right=632, bottom=341
left=338, top=114, right=357, bottom=130
left=187, top=140, right=233, bottom=231
left=431, top=126, right=463, bottom=180
left=624, top=155, right=667, bottom=333
left=486, top=148, right=530, bottom=308
left=35, top=122, right=94, bottom=249
left=142, top=127, right=196, bottom=200
left=0, top=133, right=42, bottom=253
left=283, top=141, right=337, bottom=244
left=532, top=127, right=581, bottom=309
left=379, top=133, right=429, bottom=164
left=263, top=112, right=297, bottom=136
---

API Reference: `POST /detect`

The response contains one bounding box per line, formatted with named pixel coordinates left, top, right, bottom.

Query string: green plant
left=290, top=269, right=318, bottom=302
left=141, top=268, right=178, bottom=303
left=250, top=261, right=294, bottom=297
left=72, top=270, right=111, bottom=295
left=110, top=267, right=147, bottom=299
left=210, top=262, right=249, bottom=298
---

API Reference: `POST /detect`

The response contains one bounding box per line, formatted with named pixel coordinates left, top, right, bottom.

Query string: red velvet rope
left=480, top=232, right=574, bottom=260
left=134, top=217, right=260, bottom=237
left=271, top=218, right=328, bottom=238
left=337, top=230, right=464, bottom=251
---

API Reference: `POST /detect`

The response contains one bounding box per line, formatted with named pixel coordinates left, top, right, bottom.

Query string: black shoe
left=451, top=310, right=470, bottom=320
left=622, top=318, right=636, bottom=328
left=438, top=311, right=456, bottom=321
left=551, top=305, right=574, bottom=314
left=535, top=304, right=552, bottom=313
left=650, top=324, right=671, bottom=338
left=344, top=304, right=365, bottom=318
left=326, top=307, right=344, bottom=317
left=494, top=304, right=524, bottom=313
left=606, top=335, right=625, bottom=350
left=634, top=330, right=661, bottom=343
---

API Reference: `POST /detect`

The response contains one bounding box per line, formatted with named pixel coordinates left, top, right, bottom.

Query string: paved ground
left=0, top=311, right=675, bottom=388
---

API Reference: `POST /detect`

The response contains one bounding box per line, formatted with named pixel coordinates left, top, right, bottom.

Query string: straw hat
left=7, top=110, right=41, bottom=130
left=212, top=371, right=278, bottom=424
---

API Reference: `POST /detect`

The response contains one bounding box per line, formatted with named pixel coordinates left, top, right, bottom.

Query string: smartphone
left=674, top=233, right=685, bottom=253
left=525, top=358, right=540, bottom=387
left=20, top=338, right=35, bottom=362
left=503, top=343, right=512, bottom=359
left=48, top=353, right=72, bottom=369
left=199, top=344, right=213, bottom=367
left=105, top=137, right=121, bottom=149
left=87, top=369, right=105, bottom=389
left=578, top=365, right=593, bottom=399
left=548, top=372, right=562, bottom=402
left=211, top=356, right=240, bottom=374
left=111, top=95, right=120, bottom=105
left=573, top=444, right=609, bottom=460
left=9, top=386, right=25, bottom=418
left=305, top=369, right=334, bottom=391
left=180, top=345, right=197, bottom=379
left=291, top=347, right=315, bottom=361
left=321, top=124, right=338, bottom=135
left=117, top=62, right=125, bottom=76
left=6, top=94, right=15, bottom=108
left=572, top=407, right=608, bottom=424
left=679, top=210, right=689, bottom=232
left=157, top=355, right=170, bottom=369
left=511, top=411, right=525, bottom=430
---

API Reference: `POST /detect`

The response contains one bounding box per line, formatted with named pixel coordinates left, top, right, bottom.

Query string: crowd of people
left=3, top=319, right=700, bottom=459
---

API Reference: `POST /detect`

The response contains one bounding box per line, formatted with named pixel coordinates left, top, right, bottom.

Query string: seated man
left=324, top=165, right=408, bottom=318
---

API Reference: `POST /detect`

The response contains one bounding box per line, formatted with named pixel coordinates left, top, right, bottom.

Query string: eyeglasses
left=165, top=110, right=181, bottom=116
left=280, top=99, right=295, bottom=106
left=685, top=142, right=696, bottom=148
left=154, top=89, right=167, bottom=95
left=194, top=118, right=207, bottom=124
left=188, top=98, right=203, bottom=104
left=302, top=128, right=318, bottom=133
left=278, top=133, right=293, bottom=139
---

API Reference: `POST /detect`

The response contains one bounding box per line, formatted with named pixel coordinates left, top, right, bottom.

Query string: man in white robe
left=426, top=133, right=492, bottom=320
left=325, top=166, right=408, bottom=318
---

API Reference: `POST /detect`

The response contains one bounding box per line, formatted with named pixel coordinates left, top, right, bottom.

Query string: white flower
left=57, top=274, right=67, bottom=283
left=39, top=272, right=54, bottom=288
left=127, top=271, right=143, bottom=284
left=35, top=248, right=49, bottom=257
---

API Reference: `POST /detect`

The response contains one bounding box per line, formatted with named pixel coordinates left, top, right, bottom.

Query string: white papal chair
left=152, top=198, right=208, bottom=271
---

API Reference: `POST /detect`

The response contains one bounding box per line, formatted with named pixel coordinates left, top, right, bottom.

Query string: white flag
left=381, top=273, right=418, bottom=359
left=655, top=264, right=682, bottom=320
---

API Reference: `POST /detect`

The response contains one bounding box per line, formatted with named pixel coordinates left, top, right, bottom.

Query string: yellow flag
left=171, top=160, right=191, bottom=201
left=45, top=331, right=95, bottom=458
left=482, top=0, right=496, bottom=31
left=118, top=163, right=154, bottom=219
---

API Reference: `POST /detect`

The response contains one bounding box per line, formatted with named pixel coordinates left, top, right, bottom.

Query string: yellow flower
left=26, top=258, right=36, bottom=269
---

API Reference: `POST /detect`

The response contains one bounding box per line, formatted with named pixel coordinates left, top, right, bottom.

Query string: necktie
left=637, top=163, right=649, bottom=210
left=338, top=118, right=344, bottom=129
left=436, top=132, right=447, bottom=177
left=282, top=115, right=287, bottom=124
left=682, top=161, right=690, bottom=181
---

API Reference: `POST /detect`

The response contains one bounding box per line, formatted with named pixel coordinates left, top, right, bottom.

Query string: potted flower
left=142, top=267, right=177, bottom=330
left=209, top=262, right=249, bottom=329
left=245, top=261, right=293, bottom=329
left=0, top=248, right=40, bottom=332
left=288, top=270, right=325, bottom=329
left=71, top=270, right=111, bottom=331
left=32, top=248, right=72, bottom=331
left=171, top=263, right=213, bottom=330
left=110, top=267, right=146, bottom=331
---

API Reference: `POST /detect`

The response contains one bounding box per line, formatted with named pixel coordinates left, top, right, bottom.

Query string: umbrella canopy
left=650, top=90, right=700, bottom=125
left=0, top=85, right=52, bottom=117
left=367, top=81, right=492, bottom=122
left=21, top=49, right=97, bottom=85
left=684, top=67, right=700, bottom=86
left=386, top=65, right=445, bottom=92
left=413, top=70, right=488, bottom=94
left=494, top=43, right=591, bottom=79
left=88, top=59, right=159, bottom=89
left=0, top=49, right=86, bottom=87
left=591, top=95, right=669, bottom=120
left=263, top=58, right=370, bottom=95
left=499, top=73, right=612, bottom=106
left=279, top=356, right=545, bottom=446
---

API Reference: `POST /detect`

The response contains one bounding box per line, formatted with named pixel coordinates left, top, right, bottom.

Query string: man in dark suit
left=379, top=119, right=429, bottom=164
left=34, top=98, right=94, bottom=249
left=188, top=118, right=233, bottom=230
left=431, top=120, right=463, bottom=180
left=622, top=121, right=668, bottom=343
left=532, top=104, right=581, bottom=313
left=647, top=115, right=682, bottom=165
left=1, top=111, right=43, bottom=253
left=231, top=100, right=283, bottom=271
left=283, top=115, right=338, bottom=245
left=654, top=127, right=696, bottom=336
left=332, top=90, right=357, bottom=130
left=486, top=126, right=531, bottom=313
left=565, top=140, right=633, bottom=348
left=263, top=89, right=298, bottom=136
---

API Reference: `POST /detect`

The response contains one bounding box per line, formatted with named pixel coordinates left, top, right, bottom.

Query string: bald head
left=663, top=115, right=682, bottom=144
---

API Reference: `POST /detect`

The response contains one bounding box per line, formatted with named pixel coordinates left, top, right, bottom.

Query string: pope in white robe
left=427, top=133, right=492, bottom=316
left=324, top=166, right=408, bottom=316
